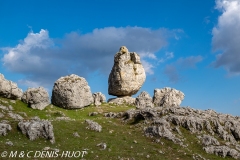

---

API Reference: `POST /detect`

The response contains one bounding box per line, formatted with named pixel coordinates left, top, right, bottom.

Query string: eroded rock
left=21, top=87, right=50, bottom=110
left=153, top=87, right=184, bottom=107
left=204, top=145, right=240, bottom=159
left=0, top=74, right=23, bottom=99
left=108, top=46, right=146, bottom=96
left=18, top=118, right=55, bottom=144
left=108, top=96, right=135, bottom=105
left=135, top=91, right=154, bottom=109
left=199, top=134, right=220, bottom=146
left=92, top=92, right=106, bottom=106
left=51, top=74, right=93, bottom=109
left=0, top=122, right=12, bottom=136
left=122, top=106, right=240, bottom=159
left=85, top=119, right=102, bottom=132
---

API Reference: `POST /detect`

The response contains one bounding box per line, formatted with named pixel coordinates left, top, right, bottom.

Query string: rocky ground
left=0, top=97, right=239, bottom=160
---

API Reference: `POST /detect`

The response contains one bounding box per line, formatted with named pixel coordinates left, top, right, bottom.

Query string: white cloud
left=159, top=52, right=174, bottom=63
left=141, top=60, right=154, bottom=75
left=138, top=51, right=157, bottom=60
left=18, top=79, right=42, bottom=88
left=212, top=0, right=240, bottom=75
left=1, top=27, right=181, bottom=88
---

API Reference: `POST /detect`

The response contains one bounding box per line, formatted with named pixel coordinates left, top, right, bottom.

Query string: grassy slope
left=0, top=97, right=234, bottom=160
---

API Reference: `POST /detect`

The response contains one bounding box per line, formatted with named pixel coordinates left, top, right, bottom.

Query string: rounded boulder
left=51, top=74, right=93, bottom=109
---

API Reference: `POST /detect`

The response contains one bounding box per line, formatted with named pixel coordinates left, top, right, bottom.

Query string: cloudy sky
left=0, top=0, right=240, bottom=115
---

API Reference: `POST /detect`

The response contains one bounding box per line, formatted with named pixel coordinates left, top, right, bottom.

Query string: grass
left=0, top=97, right=236, bottom=160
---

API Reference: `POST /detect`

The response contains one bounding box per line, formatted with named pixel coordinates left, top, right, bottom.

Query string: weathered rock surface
left=92, top=92, right=106, bottom=106
left=5, top=141, right=13, bottom=146
left=51, top=74, right=93, bottom=109
left=108, top=46, right=146, bottom=96
left=144, top=119, right=182, bottom=144
left=135, top=91, right=154, bottom=109
left=123, top=106, right=240, bottom=159
left=0, top=122, right=12, bottom=136
left=0, top=74, right=23, bottom=99
left=8, top=112, right=23, bottom=120
left=85, top=119, right=102, bottom=132
left=97, top=142, right=107, bottom=150
left=198, top=134, right=220, bottom=146
left=204, top=145, right=240, bottom=159
left=21, top=87, right=50, bottom=110
left=104, top=112, right=123, bottom=118
left=153, top=87, right=184, bottom=107
left=108, top=96, right=135, bottom=105
left=18, top=118, right=55, bottom=144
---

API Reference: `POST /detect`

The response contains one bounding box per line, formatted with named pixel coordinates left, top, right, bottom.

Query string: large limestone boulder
left=153, top=87, right=184, bottom=107
left=21, top=87, right=50, bottom=110
left=135, top=91, right=154, bottom=109
left=51, top=74, right=93, bottom=109
left=108, top=46, right=146, bottom=96
left=0, top=74, right=23, bottom=99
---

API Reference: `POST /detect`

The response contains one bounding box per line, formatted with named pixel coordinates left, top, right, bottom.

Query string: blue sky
left=1, top=0, right=240, bottom=115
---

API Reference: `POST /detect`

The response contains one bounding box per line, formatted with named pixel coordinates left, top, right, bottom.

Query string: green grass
left=0, top=97, right=236, bottom=160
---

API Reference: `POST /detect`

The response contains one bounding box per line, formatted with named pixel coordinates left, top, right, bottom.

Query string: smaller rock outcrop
left=204, top=145, right=240, bottom=159
left=135, top=91, right=154, bottom=109
left=51, top=74, right=93, bottom=109
left=97, top=142, right=107, bottom=150
left=18, top=118, right=55, bottom=144
left=85, top=119, right=102, bottom=132
left=0, top=122, right=12, bottom=136
left=199, top=134, right=220, bottom=146
left=144, top=119, right=181, bottom=144
left=21, top=87, right=50, bottom=110
left=92, top=92, right=106, bottom=106
left=108, top=96, right=135, bottom=105
left=0, top=74, right=23, bottom=99
left=153, top=87, right=184, bottom=107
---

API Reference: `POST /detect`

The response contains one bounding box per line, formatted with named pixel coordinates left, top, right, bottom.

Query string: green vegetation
left=0, top=97, right=235, bottom=160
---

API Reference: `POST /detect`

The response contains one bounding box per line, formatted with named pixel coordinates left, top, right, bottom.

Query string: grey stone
left=18, top=119, right=55, bottom=144
left=97, top=142, right=107, bottom=150
left=204, top=145, right=240, bottom=159
left=104, top=112, right=117, bottom=118
left=92, top=92, right=106, bottom=106
left=135, top=91, right=154, bottom=109
left=0, top=74, right=23, bottom=99
left=108, top=46, right=146, bottom=96
left=200, top=134, right=220, bottom=146
left=0, top=105, right=9, bottom=111
left=51, top=74, right=93, bottom=109
left=55, top=117, right=71, bottom=121
left=85, top=119, right=102, bottom=132
left=21, top=87, right=50, bottom=110
left=108, top=96, right=135, bottom=105
left=0, top=113, right=4, bottom=118
left=153, top=87, right=184, bottom=107
left=0, top=123, right=12, bottom=136
left=89, top=112, right=98, bottom=116
left=73, top=132, right=80, bottom=137
left=8, top=112, right=23, bottom=120
left=144, top=119, right=181, bottom=144
left=5, top=141, right=13, bottom=146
